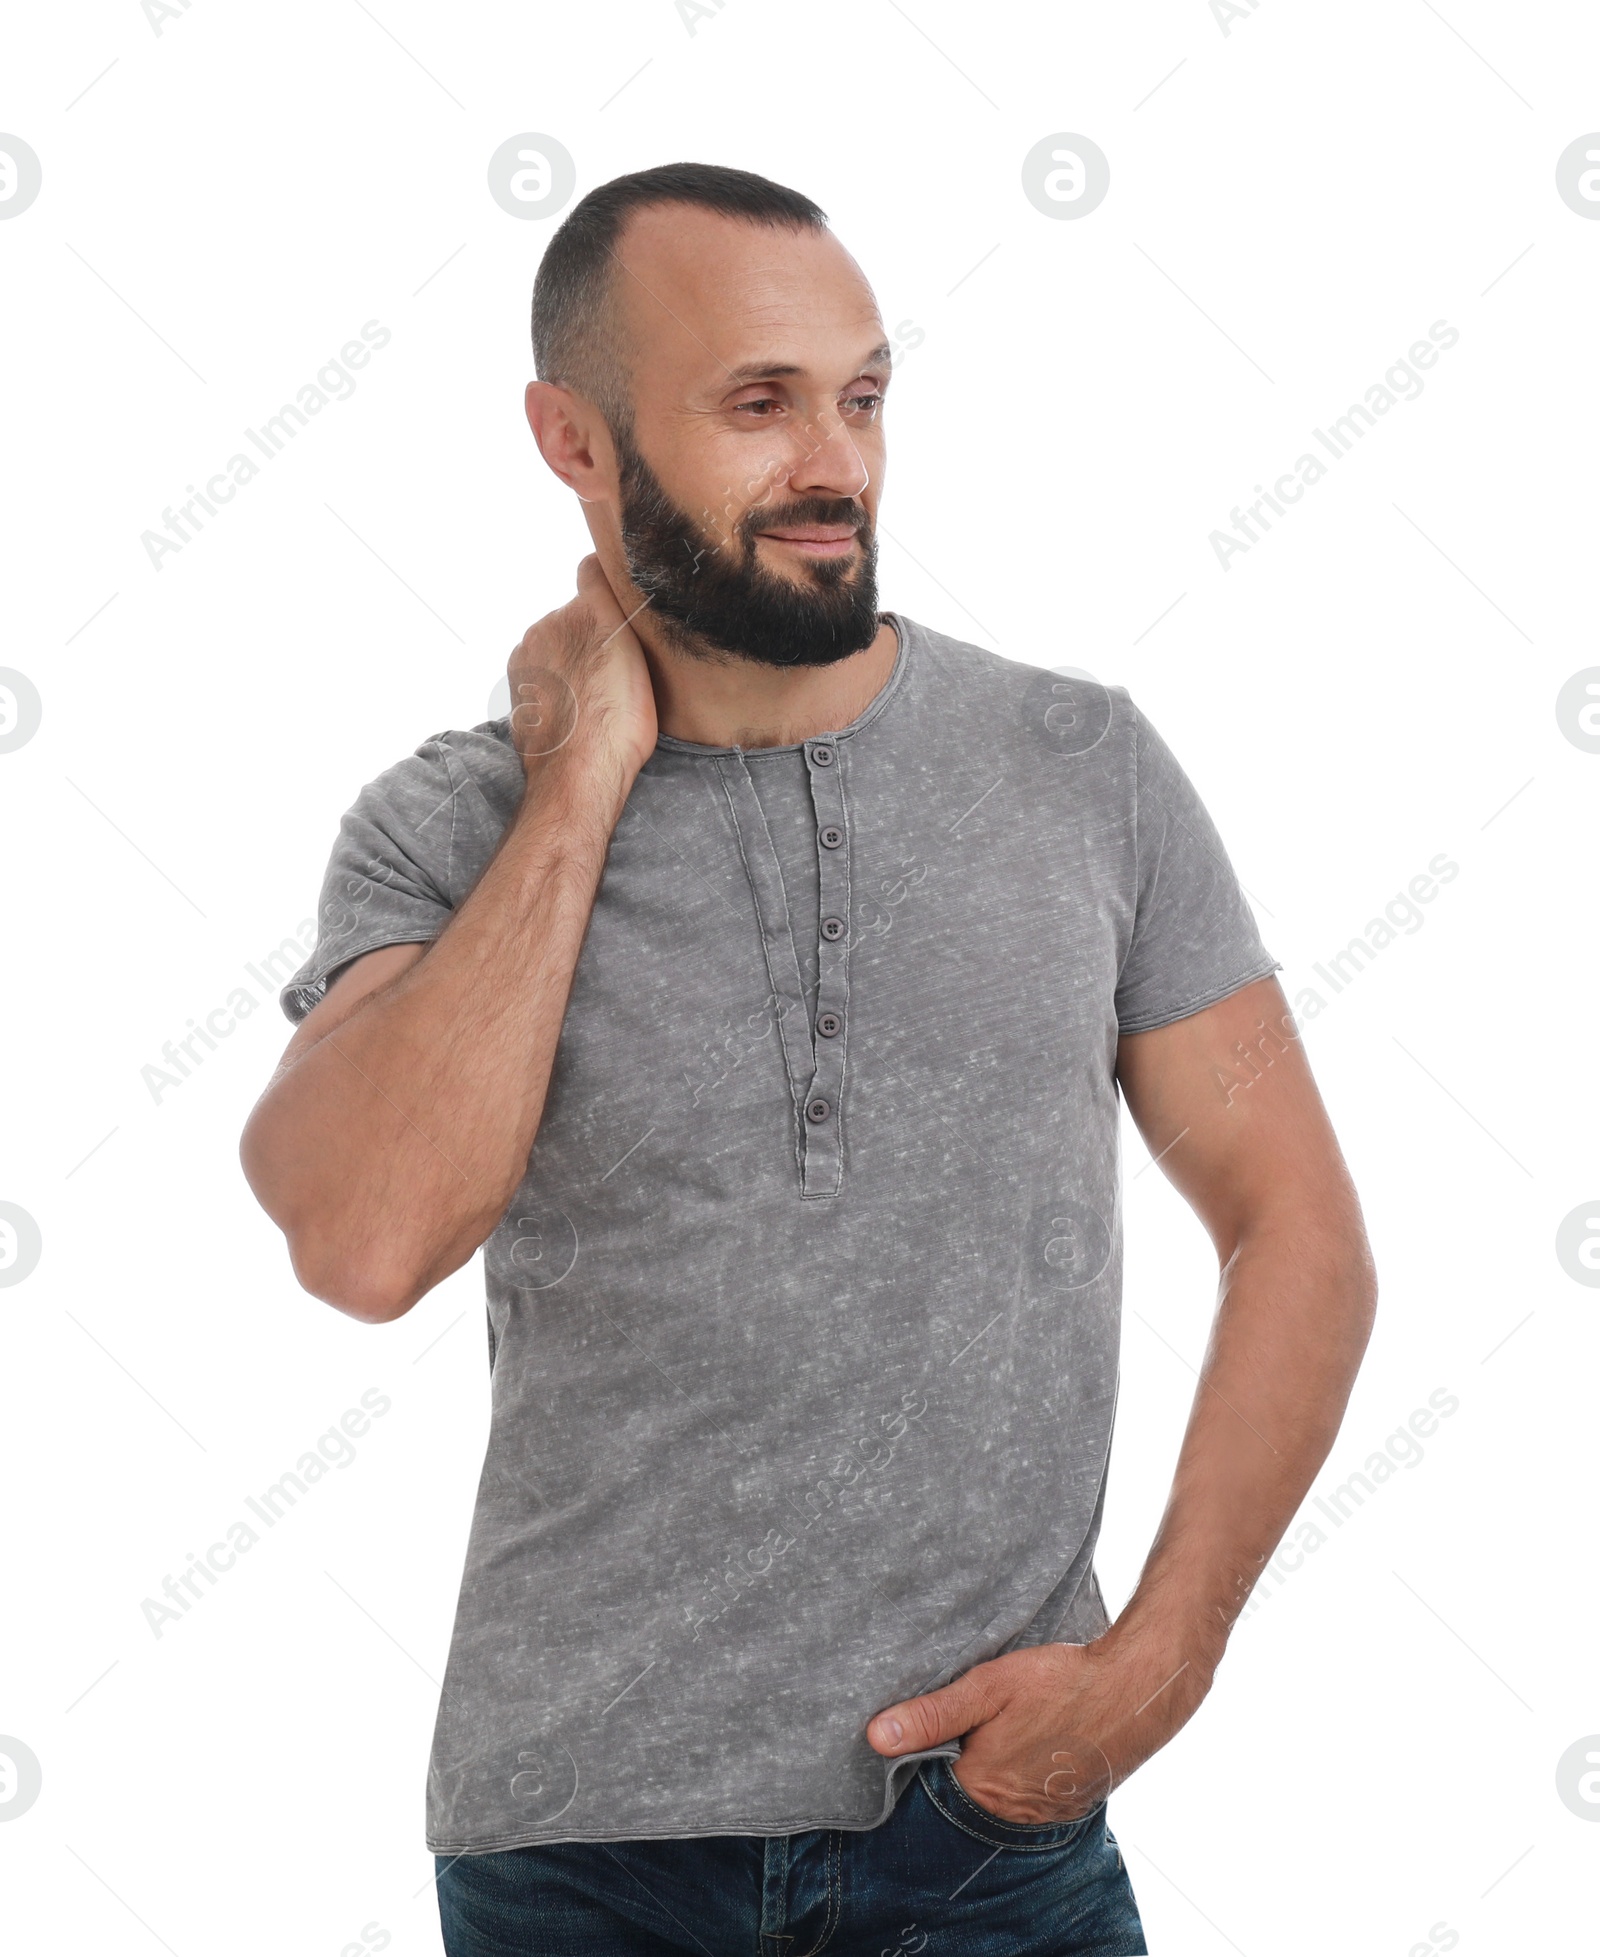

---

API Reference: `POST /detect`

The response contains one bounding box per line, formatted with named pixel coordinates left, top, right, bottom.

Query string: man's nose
left=784, top=410, right=871, bottom=502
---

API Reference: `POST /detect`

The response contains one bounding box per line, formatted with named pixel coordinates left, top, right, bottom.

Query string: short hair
left=530, top=162, right=829, bottom=439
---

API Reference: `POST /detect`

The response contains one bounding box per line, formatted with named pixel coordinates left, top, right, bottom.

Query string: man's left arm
left=867, top=973, right=1378, bottom=1822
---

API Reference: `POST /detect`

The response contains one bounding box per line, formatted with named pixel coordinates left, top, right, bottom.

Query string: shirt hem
left=1116, top=953, right=1282, bottom=1036
left=280, top=930, right=446, bottom=1023
left=426, top=1749, right=960, bottom=1855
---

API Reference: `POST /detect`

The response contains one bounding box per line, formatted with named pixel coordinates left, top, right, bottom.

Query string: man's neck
left=641, top=616, right=901, bottom=750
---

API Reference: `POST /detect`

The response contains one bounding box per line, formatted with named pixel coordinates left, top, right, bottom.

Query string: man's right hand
left=242, top=557, right=660, bottom=1324
left=506, top=555, right=657, bottom=799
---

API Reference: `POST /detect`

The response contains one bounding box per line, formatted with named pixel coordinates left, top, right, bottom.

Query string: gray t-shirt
left=280, top=613, right=1279, bottom=1854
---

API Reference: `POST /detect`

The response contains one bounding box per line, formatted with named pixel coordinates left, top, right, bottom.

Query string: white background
left=3, top=2, right=1597, bottom=1952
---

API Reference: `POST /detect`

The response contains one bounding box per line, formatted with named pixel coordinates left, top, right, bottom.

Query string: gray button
left=819, top=825, right=844, bottom=850
left=820, top=916, right=845, bottom=942
left=817, top=1011, right=841, bottom=1038
left=810, top=744, right=835, bottom=767
left=806, top=1098, right=831, bottom=1124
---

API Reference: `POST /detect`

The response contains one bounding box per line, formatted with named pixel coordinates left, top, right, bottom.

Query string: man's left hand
left=865, top=1628, right=1216, bottom=1824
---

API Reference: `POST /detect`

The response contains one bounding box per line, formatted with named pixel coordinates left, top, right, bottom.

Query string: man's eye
left=844, top=392, right=883, bottom=417
left=734, top=399, right=781, bottom=417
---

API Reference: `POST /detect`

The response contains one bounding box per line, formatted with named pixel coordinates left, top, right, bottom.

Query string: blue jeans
left=434, top=1755, right=1147, bottom=1954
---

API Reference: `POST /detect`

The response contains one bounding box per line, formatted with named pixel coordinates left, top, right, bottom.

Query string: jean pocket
left=914, top=1755, right=1102, bottom=1854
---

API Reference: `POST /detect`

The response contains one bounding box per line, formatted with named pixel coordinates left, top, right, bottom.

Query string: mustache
left=736, top=497, right=870, bottom=543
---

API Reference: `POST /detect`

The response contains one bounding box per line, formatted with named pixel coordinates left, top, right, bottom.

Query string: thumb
left=574, top=553, right=628, bottom=631
left=867, top=1667, right=1001, bottom=1756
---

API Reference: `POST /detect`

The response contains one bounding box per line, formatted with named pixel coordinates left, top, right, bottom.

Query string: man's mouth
left=755, top=524, right=861, bottom=558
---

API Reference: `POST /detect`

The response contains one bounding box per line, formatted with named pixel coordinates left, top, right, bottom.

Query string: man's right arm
left=239, top=558, right=656, bottom=1324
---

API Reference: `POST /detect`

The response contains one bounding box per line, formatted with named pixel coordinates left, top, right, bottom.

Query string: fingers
left=575, top=552, right=627, bottom=627
left=867, top=1668, right=1000, bottom=1756
left=505, top=589, right=619, bottom=691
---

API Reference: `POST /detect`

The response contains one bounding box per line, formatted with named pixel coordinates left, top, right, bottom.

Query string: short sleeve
left=278, top=735, right=465, bottom=1024
left=1113, top=701, right=1281, bottom=1034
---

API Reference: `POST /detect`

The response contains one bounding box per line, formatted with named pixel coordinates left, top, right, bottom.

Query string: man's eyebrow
left=719, top=343, right=895, bottom=388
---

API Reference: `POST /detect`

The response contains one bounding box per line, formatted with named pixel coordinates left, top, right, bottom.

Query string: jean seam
left=791, top=1829, right=842, bottom=1957
left=919, top=1760, right=1093, bottom=1854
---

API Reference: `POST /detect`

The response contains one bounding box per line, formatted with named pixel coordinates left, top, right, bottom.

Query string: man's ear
left=525, top=380, right=616, bottom=504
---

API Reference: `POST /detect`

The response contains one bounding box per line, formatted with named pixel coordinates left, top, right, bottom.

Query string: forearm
left=242, top=747, right=630, bottom=1318
left=1108, top=1206, right=1378, bottom=1674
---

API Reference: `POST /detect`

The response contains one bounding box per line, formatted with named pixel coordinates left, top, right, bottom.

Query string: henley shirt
left=280, top=611, right=1280, bottom=1853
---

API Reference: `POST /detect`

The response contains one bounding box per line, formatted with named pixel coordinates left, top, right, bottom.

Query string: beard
left=614, top=430, right=882, bottom=670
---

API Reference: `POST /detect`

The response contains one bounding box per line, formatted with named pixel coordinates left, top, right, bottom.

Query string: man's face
left=603, top=207, right=891, bottom=670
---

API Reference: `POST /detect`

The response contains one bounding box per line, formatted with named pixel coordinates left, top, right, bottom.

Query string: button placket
left=802, top=740, right=851, bottom=1198
left=714, top=755, right=818, bottom=1184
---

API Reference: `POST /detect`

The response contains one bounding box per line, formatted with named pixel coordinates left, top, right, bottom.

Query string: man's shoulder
left=352, top=718, right=524, bottom=827
left=897, top=613, right=1139, bottom=755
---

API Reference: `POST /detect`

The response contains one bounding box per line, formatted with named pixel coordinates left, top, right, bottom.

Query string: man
left=241, top=163, right=1376, bottom=1955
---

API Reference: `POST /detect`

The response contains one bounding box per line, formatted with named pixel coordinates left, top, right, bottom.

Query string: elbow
left=287, top=1233, right=422, bottom=1324
left=1225, top=1204, right=1379, bottom=1336
left=240, top=1121, right=421, bottom=1324
left=287, top=1236, right=420, bottom=1330
left=254, top=1179, right=422, bottom=1324
left=1353, top=1236, right=1380, bottom=1341
left=1308, top=1218, right=1380, bottom=1355
left=1332, top=1206, right=1379, bottom=1318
